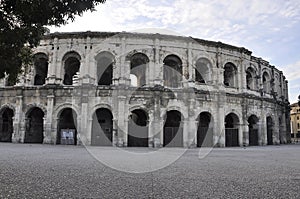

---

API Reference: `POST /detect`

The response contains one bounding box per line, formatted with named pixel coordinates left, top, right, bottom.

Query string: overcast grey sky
left=49, top=0, right=300, bottom=103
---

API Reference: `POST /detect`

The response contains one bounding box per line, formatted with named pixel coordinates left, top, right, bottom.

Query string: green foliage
left=0, top=0, right=106, bottom=84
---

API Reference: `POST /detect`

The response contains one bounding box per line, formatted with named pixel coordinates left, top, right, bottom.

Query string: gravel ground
left=0, top=143, right=299, bottom=199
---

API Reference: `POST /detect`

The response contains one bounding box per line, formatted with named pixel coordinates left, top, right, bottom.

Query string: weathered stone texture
left=0, top=32, right=290, bottom=147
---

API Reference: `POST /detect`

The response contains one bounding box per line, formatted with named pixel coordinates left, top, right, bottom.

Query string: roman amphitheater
left=0, top=32, right=291, bottom=147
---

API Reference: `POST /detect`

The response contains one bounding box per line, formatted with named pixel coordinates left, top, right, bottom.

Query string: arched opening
left=96, top=52, right=114, bottom=86
left=163, top=55, right=183, bottom=88
left=267, top=116, right=273, bottom=145
left=33, top=53, right=48, bottom=85
left=274, top=75, right=281, bottom=96
left=223, top=62, right=237, bottom=87
left=57, top=108, right=77, bottom=145
left=163, top=110, right=183, bottom=147
left=225, top=113, right=239, bottom=147
left=248, top=115, right=259, bottom=146
left=130, top=53, right=149, bottom=87
left=63, top=52, right=81, bottom=85
left=91, top=108, right=113, bottom=146
left=197, top=112, right=213, bottom=147
left=195, top=58, right=212, bottom=84
left=246, top=67, right=256, bottom=90
left=0, top=108, right=14, bottom=142
left=263, top=72, right=271, bottom=93
left=128, top=109, right=149, bottom=147
left=24, top=107, right=44, bottom=144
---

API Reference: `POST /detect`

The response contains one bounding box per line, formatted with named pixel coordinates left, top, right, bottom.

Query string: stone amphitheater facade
left=0, top=32, right=291, bottom=147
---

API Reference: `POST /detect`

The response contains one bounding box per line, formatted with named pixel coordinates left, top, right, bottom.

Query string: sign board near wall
left=60, top=129, right=75, bottom=145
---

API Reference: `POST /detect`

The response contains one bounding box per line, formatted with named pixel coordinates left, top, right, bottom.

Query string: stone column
left=12, top=94, right=24, bottom=143
left=186, top=98, right=196, bottom=147
left=149, top=111, right=163, bottom=147
left=44, top=94, right=54, bottom=144
left=46, top=38, right=58, bottom=84
left=238, top=57, right=244, bottom=91
left=260, top=114, right=267, bottom=145
left=148, top=112, right=154, bottom=147
left=216, top=94, right=225, bottom=147
left=257, top=120, right=263, bottom=146
left=154, top=38, right=163, bottom=85
left=117, top=96, right=127, bottom=146
left=79, top=87, right=89, bottom=145
left=280, top=112, right=287, bottom=144
left=112, top=118, right=118, bottom=146
left=148, top=61, right=155, bottom=86
left=82, top=36, right=94, bottom=84
left=152, top=92, right=163, bottom=147
left=54, top=41, right=64, bottom=85
left=273, top=114, right=280, bottom=145
left=185, top=118, right=197, bottom=148
left=183, top=119, right=189, bottom=148
left=86, top=117, right=93, bottom=146
left=188, top=42, right=193, bottom=82
left=241, top=122, right=249, bottom=146
left=215, top=48, right=222, bottom=85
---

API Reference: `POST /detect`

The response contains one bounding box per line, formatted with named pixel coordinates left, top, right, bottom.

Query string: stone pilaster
left=154, top=38, right=163, bottom=85
left=273, top=114, right=280, bottom=145
left=116, top=95, right=127, bottom=146
left=12, top=95, right=24, bottom=143
left=44, top=94, right=54, bottom=144
left=241, top=122, right=249, bottom=146
left=216, top=93, right=226, bottom=147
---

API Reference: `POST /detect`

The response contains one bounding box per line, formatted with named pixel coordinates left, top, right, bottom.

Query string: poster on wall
left=60, top=129, right=75, bottom=145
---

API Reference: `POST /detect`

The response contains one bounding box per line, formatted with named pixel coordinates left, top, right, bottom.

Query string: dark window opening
left=130, top=53, right=149, bottom=87
left=33, top=54, right=48, bottom=85
left=263, top=72, right=271, bottom=93
left=163, top=55, right=183, bottom=88
left=96, top=52, right=114, bottom=86
left=63, top=56, right=80, bottom=85
left=195, top=58, right=211, bottom=84
left=224, top=63, right=237, bottom=87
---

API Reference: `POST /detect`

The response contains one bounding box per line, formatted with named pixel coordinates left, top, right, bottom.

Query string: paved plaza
left=0, top=143, right=299, bottom=198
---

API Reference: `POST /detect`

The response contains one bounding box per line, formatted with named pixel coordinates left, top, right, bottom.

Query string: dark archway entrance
left=163, top=110, right=183, bottom=147
left=24, top=107, right=44, bottom=143
left=225, top=113, right=239, bottom=147
left=96, top=52, right=114, bottom=86
left=0, top=108, right=14, bottom=142
left=267, top=116, right=273, bottom=145
left=163, top=55, right=183, bottom=88
left=91, top=108, right=113, bottom=146
left=248, top=115, right=259, bottom=146
left=57, top=108, right=77, bottom=145
left=197, top=112, right=213, bottom=147
left=128, top=109, right=149, bottom=147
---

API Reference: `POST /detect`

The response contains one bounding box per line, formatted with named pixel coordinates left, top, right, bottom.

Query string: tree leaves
left=0, top=0, right=106, bottom=84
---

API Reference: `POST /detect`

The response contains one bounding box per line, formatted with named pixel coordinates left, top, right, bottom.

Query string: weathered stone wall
left=0, top=32, right=290, bottom=147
